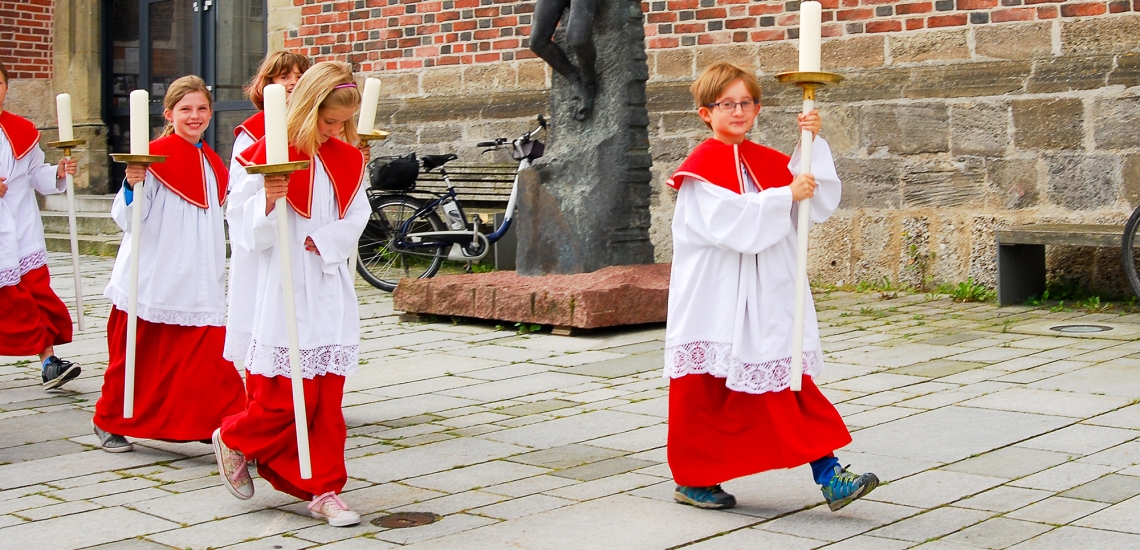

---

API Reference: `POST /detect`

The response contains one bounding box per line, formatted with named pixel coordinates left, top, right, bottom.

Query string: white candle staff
left=264, top=83, right=313, bottom=480
left=49, top=93, right=86, bottom=332
left=108, top=90, right=166, bottom=418
left=776, top=1, right=842, bottom=392
left=354, top=77, right=389, bottom=274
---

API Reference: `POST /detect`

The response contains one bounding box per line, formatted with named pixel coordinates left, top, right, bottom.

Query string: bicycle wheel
left=1123, top=205, right=1140, bottom=301
left=357, top=195, right=447, bottom=292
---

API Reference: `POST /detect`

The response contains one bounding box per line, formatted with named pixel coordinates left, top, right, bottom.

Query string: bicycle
left=1122, top=205, right=1140, bottom=300
left=356, top=114, right=548, bottom=291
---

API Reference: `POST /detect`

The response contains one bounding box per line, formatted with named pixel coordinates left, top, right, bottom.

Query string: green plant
left=948, top=278, right=996, bottom=303
left=468, top=262, right=495, bottom=274
left=515, top=322, right=542, bottom=335
left=902, top=230, right=936, bottom=292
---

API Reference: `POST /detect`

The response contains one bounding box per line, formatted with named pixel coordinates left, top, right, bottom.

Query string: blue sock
left=42, top=357, right=53, bottom=369
left=810, top=455, right=841, bottom=486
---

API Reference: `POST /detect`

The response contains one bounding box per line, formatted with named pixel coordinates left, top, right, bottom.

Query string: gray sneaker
left=93, top=422, right=133, bottom=453
left=42, top=356, right=81, bottom=390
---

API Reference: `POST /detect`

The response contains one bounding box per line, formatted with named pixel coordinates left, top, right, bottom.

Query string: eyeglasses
left=706, top=99, right=758, bottom=113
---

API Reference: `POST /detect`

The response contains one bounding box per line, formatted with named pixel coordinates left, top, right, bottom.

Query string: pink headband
left=334, top=83, right=357, bottom=89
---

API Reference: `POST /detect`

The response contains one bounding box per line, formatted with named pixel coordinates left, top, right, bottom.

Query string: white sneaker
left=308, top=492, right=360, bottom=527
left=212, top=428, right=254, bottom=500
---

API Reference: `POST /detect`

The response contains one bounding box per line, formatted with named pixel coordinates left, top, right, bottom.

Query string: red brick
left=1037, top=5, right=1059, bottom=16
left=667, top=0, right=698, bottom=9
left=866, top=19, right=903, bottom=32
left=751, top=29, right=785, bottom=41
left=748, top=3, right=785, bottom=15
left=836, top=8, right=875, bottom=20
left=647, top=12, right=676, bottom=23
left=725, top=17, right=755, bottom=29
left=1061, top=2, right=1108, bottom=16
left=1109, top=1, right=1130, bottom=13
left=991, top=7, right=1036, bottom=21
left=1024, top=0, right=1063, bottom=4
left=956, top=0, right=998, bottom=8
left=695, top=8, right=726, bottom=19
left=647, top=36, right=679, bottom=48
left=928, top=13, right=969, bottom=26
left=821, top=23, right=843, bottom=37
left=674, top=23, right=706, bottom=33
left=906, top=17, right=926, bottom=29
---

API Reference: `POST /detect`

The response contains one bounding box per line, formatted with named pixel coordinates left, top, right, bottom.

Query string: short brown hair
left=691, top=61, right=761, bottom=110
left=0, top=61, right=8, bottom=85
left=245, top=51, right=311, bottom=110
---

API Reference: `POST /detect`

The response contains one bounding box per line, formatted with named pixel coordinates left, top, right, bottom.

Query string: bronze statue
left=529, top=0, right=599, bottom=121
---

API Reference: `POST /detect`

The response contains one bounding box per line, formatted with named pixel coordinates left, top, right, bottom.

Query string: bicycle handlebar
left=478, top=115, right=548, bottom=151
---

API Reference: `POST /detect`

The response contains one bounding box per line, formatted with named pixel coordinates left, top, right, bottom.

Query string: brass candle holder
left=358, top=130, right=390, bottom=144
left=110, top=153, right=168, bottom=166
left=243, top=160, right=311, bottom=176
left=47, top=138, right=87, bottom=158
left=775, top=71, right=844, bottom=103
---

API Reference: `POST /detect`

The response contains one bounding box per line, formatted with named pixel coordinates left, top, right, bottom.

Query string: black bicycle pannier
left=368, top=153, right=419, bottom=191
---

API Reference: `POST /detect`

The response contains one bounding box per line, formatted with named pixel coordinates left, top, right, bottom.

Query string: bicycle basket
left=368, top=152, right=419, bottom=191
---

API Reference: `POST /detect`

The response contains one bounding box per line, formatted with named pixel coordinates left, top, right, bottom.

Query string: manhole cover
left=1049, top=324, right=1114, bottom=334
left=372, top=512, right=440, bottom=529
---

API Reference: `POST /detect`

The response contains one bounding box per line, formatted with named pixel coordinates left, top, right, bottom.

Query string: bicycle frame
left=388, top=118, right=546, bottom=263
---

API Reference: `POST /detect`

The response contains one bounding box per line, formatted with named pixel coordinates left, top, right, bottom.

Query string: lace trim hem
left=664, top=340, right=825, bottom=395
left=239, top=333, right=359, bottom=379
left=0, top=250, right=47, bottom=288
left=108, top=289, right=225, bottom=327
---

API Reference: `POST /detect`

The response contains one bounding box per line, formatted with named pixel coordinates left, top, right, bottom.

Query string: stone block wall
left=272, top=2, right=1140, bottom=295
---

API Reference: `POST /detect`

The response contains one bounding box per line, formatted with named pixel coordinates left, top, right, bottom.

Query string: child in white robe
left=214, top=61, right=369, bottom=527
left=0, top=61, right=81, bottom=390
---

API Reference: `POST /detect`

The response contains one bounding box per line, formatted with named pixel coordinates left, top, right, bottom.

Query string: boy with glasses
left=664, top=61, right=878, bottom=511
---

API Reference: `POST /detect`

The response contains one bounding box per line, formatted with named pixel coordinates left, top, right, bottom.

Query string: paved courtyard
left=4, top=253, right=1140, bottom=549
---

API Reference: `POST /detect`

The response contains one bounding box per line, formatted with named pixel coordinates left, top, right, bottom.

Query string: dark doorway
left=104, top=0, right=266, bottom=189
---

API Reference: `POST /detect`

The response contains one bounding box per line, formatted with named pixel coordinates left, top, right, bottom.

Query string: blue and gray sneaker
left=821, top=465, right=879, bottom=511
left=674, top=484, right=736, bottom=509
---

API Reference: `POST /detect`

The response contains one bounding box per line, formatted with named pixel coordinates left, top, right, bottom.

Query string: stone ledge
left=392, top=263, right=670, bottom=329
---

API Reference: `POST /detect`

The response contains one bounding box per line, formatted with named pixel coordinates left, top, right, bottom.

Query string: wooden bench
left=413, top=162, right=518, bottom=212
left=996, top=223, right=1124, bottom=305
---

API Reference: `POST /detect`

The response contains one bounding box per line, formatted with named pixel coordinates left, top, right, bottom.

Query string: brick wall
left=282, top=0, right=1137, bottom=70
left=0, top=0, right=54, bottom=79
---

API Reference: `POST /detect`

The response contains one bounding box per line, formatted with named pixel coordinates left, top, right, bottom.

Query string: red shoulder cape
left=233, top=111, right=265, bottom=142
left=235, top=137, right=364, bottom=219
left=147, top=135, right=230, bottom=209
left=0, top=111, right=41, bottom=160
left=667, top=138, right=793, bottom=195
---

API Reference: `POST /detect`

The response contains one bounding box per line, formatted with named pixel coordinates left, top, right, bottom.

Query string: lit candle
left=799, top=1, right=822, bottom=73
left=129, top=90, right=149, bottom=155
left=264, top=84, right=288, bottom=165
left=55, top=94, right=74, bottom=142
left=357, top=77, right=382, bottom=136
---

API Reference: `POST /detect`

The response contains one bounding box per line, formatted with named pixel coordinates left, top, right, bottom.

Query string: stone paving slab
left=5, top=254, right=1140, bottom=548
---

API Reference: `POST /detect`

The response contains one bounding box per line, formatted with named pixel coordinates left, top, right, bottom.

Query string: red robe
left=0, top=111, right=72, bottom=356
left=93, top=136, right=245, bottom=441
left=666, top=138, right=851, bottom=487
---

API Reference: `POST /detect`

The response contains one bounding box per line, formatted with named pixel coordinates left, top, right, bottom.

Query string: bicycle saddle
left=422, top=154, right=458, bottom=171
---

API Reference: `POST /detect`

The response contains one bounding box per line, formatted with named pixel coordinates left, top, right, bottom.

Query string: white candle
left=357, top=77, right=382, bottom=135
left=55, top=94, right=74, bottom=142
left=264, top=84, right=288, bottom=164
left=129, top=90, right=149, bottom=155
left=799, top=1, right=822, bottom=73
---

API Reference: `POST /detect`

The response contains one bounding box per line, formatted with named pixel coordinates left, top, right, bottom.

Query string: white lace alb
left=0, top=249, right=47, bottom=288
left=108, top=288, right=225, bottom=327
left=238, top=332, right=359, bottom=379
left=665, top=340, right=824, bottom=394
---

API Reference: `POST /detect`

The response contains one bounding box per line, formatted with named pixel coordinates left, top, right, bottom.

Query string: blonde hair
left=691, top=62, right=762, bottom=128
left=159, top=75, right=213, bottom=138
left=286, top=61, right=360, bottom=156
left=245, top=51, right=311, bottom=110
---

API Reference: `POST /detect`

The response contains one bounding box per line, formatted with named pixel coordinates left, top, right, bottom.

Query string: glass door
left=105, top=0, right=266, bottom=189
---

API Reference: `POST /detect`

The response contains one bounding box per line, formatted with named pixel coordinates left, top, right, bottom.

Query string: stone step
left=42, top=193, right=116, bottom=213
left=44, top=233, right=121, bottom=256
left=40, top=211, right=122, bottom=236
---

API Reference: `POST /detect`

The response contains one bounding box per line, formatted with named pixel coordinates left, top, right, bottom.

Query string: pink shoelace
left=308, top=491, right=349, bottom=514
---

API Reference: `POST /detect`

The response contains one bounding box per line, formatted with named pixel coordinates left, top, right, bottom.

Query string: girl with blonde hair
left=93, top=75, right=246, bottom=452
left=215, top=61, right=369, bottom=526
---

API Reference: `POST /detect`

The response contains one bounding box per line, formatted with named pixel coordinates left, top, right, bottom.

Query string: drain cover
left=1049, top=324, right=1114, bottom=334
left=372, top=512, right=440, bottom=528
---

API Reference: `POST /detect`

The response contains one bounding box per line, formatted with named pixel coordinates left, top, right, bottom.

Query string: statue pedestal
left=392, top=264, right=670, bottom=331
left=515, top=0, right=655, bottom=276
